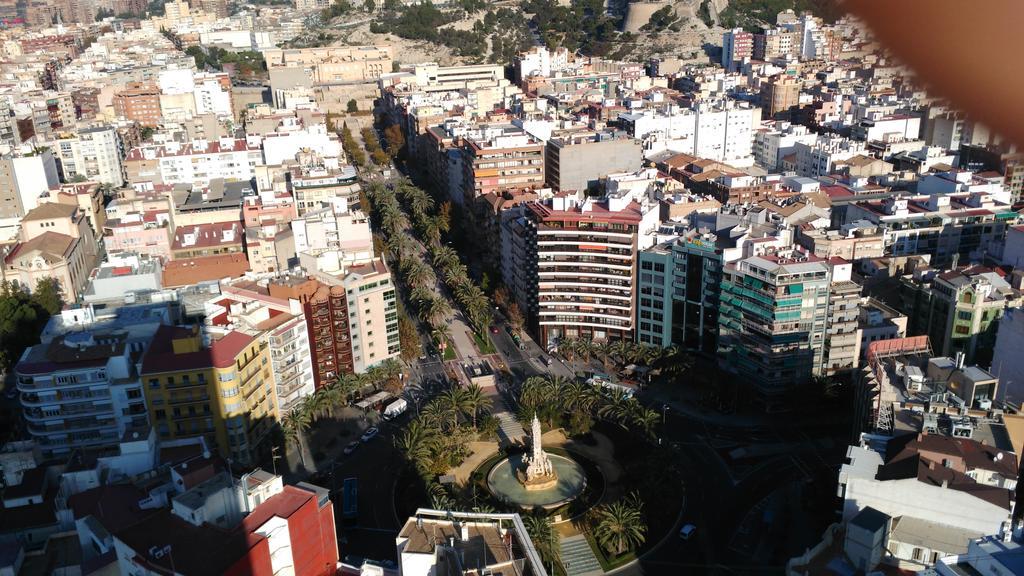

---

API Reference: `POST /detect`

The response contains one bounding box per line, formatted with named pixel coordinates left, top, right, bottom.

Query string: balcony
left=168, top=394, right=211, bottom=405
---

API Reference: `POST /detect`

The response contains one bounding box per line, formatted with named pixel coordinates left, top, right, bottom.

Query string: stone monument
left=517, top=415, right=559, bottom=491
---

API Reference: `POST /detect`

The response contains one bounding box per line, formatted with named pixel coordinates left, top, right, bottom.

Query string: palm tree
left=395, top=419, right=435, bottom=473
left=523, top=514, right=561, bottom=573
left=593, top=499, right=647, bottom=557
left=438, top=386, right=472, bottom=431
left=403, top=260, right=435, bottom=288
left=282, top=407, right=311, bottom=467
left=633, top=408, right=662, bottom=440
left=462, top=383, right=492, bottom=429
left=420, top=297, right=451, bottom=329
left=431, top=323, right=452, bottom=356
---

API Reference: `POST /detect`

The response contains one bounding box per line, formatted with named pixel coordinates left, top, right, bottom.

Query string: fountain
left=485, top=416, right=587, bottom=510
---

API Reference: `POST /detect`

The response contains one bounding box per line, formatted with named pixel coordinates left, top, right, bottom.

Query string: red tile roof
left=141, top=325, right=254, bottom=374
left=162, top=253, right=250, bottom=287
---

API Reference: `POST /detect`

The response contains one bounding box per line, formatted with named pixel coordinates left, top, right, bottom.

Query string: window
left=155, top=409, right=166, bottom=420
left=149, top=378, right=160, bottom=389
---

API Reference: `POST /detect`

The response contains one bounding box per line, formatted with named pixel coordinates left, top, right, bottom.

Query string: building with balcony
left=462, top=126, right=545, bottom=203
left=896, top=265, right=1023, bottom=368
left=718, top=249, right=858, bottom=399
left=843, top=193, right=1019, bottom=268
left=14, top=304, right=176, bottom=459
left=140, top=325, right=280, bottom=466
left=513, top=191, right=653, bottom=347
left=47, top=126, right=125, bottom=187
left=208, top=281, right=316, bottom=414
left=268, top=265, right=400, bottom=386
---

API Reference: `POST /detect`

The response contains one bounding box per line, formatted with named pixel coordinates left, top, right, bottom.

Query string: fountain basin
left=486, top=452, right=586, bottom=510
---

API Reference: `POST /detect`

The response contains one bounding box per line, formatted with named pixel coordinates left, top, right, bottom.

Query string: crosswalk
left=560, top=535, right=603, bottom=576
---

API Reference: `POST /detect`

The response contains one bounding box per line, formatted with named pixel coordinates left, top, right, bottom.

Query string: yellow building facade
left=141, top=325, right=279, bottom=465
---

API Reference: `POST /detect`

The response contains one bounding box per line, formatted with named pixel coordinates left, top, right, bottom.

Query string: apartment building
left=268, top=265, right=400, bottom=383
left=109, top=473, right=339, bottom=576
left=288, top=164, right=359, bottom=215
left=141, top=324, right=280, bottom=466
left=208, top=283, right=316, bottom=414
left=461, top=126, right=545, bottom=203
left=124, top=137, right=264, bottom=187
left=897, top=265, right=1023, bottom=367
left=722, top=28, right=753, bottom=72
left=636, top=230, right=724, bottom=354
left=759, top=75, right=802, bottom=119
left=15, top=304, right=175, bottom=459
left=754, top=122, right=817, bottom=171
left=511, top=192, right=650, bottom=347
left=544, top=131, right=642, bottom=193
left=619, top=101, right=762, bottom=165
left=0, top=149, right=60, bottom=223
left=49, top=126, right=125, bottom=186
left=843, top=193, right=1018, bottom=267
left=718, top=249, right=856, bottom=399
left=795, top=135, right=867, bottom=177
left=113, top=83, right=163, bottom=127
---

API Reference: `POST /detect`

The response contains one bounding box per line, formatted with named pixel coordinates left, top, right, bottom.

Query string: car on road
left=342, top=441, right=360, bottom=455
left=540, top=356, right=551, bottom=367
left=679, top=524, right=697, bottom=540
left=360, top=427, right=379, bottom=442
left=490, top=325, right=499, bottom=334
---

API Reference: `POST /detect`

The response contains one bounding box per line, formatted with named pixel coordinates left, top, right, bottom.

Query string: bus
left=342, top=477, right=358, bottom=523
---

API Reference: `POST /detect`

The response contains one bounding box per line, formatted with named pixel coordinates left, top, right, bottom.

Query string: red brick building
left=269, top=277, right=354, bottom=388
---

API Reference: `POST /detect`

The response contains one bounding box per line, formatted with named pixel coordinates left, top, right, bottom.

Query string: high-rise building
left=462, top=127, right=545, bottom=203
left=636, top=231, right=724, bottom=353
left=510, top=192, right=655, bottom=347
left=140, top=324, right=280, bottom=466
left=719, top=249, right=855, bottom=400
left=722, top=28, right=753, bottom=72
left=268, top=266, right=401, bottom=386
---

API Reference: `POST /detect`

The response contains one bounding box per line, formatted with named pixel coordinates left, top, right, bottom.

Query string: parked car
left=679, top=524, right=697, bottom=540
left=540, top=356, right=551, bottom=367
left=360, top=427, right=379, bottom=442
left=490, top=325, right=499, bottom=334
left=343, top=441, right=360, bottom=455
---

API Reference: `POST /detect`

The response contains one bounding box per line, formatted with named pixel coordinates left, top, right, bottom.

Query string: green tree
left=523, top=515, right=561, bottom=572
left=32, top=279, right=63, bottom=315
left=462, top=383, right=492, bottom=429
left=0, top=282, right=46, bottom=371
left=592, top=499, right=647, bottom=557
left=346, top=99, right=359, bottom=113
left=186, top=45, right=207, bottom=69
